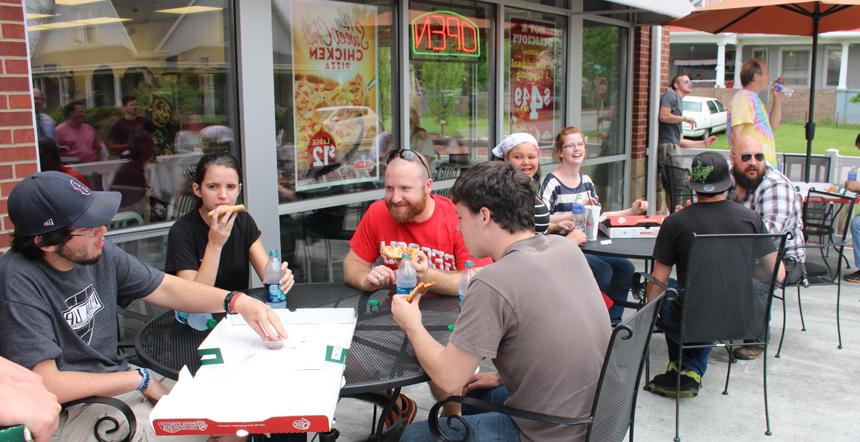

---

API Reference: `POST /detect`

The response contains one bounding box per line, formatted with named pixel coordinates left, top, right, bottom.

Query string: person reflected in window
left=409, top=108, right=436, bottom=164
left=108, top=95, right=153, bottom=157
left=37, top=137, right=93, bottom=189
left=165, top=153, right=295, bottom=294
left=110, top=130, right=156, bottom=223
left=33, top=88, right=55, bottom=141
left=55, top=100, right=107, bottom=164
left=173, top=112, right=204, bottom=154
left=541, top=126, right=648, bottom=324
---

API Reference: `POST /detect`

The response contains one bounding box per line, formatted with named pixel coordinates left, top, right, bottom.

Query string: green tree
left=378, top=47, right=392, bottom=129
left=420, top=61, right=465, bottom=136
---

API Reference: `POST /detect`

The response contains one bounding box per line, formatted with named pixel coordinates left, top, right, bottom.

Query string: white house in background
left=668, top=26, right=860, bottom=124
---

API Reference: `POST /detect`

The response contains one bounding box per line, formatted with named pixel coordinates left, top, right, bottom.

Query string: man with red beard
left=728, top=135, right=805, bottom=360
left=345, top=149, right=489, bottom=295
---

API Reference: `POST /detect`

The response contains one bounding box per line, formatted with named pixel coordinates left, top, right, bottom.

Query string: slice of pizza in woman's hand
left=207, top=204, right=246, bottom=218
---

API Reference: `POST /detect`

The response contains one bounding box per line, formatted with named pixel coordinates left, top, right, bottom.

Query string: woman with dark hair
left=110, top=130, right=155, bottom=220
left=165, top=154, right=294, bottom=293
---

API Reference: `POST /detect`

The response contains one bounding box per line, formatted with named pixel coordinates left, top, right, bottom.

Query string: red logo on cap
left=70, top=179, right=91, bottom=196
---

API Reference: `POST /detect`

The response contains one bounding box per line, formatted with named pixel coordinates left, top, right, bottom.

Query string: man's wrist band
left=136, top=367, right=151, bottom=392
left=224, top=291, right=244, bottom=314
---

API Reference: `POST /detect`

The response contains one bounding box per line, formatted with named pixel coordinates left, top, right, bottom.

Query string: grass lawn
left=709, top=122, right=860, bottom=156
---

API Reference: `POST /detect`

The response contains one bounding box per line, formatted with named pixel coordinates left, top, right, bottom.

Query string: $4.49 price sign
left=509, top=18, right=557, bottom=136
left=513, top=85, right=552, bottom=121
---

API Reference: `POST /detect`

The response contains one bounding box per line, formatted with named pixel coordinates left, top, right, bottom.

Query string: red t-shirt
left=349, top=195, right=492, bottom=271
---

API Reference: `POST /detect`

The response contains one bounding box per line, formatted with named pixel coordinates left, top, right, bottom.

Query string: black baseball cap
left=689, top=151, right=732, bottom=194
left=8, top=171, right=121, bottom=236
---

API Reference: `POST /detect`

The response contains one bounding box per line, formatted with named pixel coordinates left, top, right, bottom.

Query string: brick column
left=0, top=1, right=37, bottom=252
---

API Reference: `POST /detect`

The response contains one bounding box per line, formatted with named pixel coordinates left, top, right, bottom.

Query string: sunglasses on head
left=385, top=148, right=431, bottom=177
left=740, top=153, right=765, bottom=163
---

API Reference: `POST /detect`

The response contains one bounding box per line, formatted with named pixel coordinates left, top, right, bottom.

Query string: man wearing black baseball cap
left=0, top=172, right=288, bottom=440
left=642, top=152, right=785, bottom=399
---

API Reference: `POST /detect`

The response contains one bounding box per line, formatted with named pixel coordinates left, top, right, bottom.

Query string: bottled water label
left=265, top=283, right=286, bottom=304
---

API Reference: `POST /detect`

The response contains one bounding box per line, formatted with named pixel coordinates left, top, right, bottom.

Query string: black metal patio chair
left=660, top=232, right=787, bottom=441
left=60, top=397, right=136, bottom=442
left=426, top=291, right=666, bottom=442
left=774, top=190, right=855, bottom=356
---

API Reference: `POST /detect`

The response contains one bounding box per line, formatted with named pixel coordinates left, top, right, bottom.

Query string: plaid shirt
left=730, top=166, right=806, bottom=263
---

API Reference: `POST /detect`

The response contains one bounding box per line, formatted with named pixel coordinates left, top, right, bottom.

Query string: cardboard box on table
left=599, top=215, right=665, bottom=238
left=150, top=308, right=357, bottom=436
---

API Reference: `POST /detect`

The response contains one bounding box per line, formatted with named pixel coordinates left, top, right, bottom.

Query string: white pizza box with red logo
left=599, top=215, right=665, bottom=238
left=150, top=308, right=357, bottom=436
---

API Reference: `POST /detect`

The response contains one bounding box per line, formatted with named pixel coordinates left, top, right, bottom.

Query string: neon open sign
left=411, top=11, right=481, bottom=58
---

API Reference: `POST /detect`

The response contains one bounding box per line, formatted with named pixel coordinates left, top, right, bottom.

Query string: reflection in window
left=582, top=161, right=624, bottom=211
left=26, top=1, right=239, bottom=227
left=409, top=1, right=494, bottom=180
left=826, top=49, right=841, bottom=87
left=582, top=21, right=627, bottom=159
left=272, top=0, right=393, bottom=203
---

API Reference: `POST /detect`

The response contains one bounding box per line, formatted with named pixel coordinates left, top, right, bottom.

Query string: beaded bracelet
left=224, top=291, right=244, bottom=314
left=136, top=367, right=151, bottom=392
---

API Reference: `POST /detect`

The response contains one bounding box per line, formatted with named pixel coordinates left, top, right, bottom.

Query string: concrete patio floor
left=327, top=280, right=860, bottom=441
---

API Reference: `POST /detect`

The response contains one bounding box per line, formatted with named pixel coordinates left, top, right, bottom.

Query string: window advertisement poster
left=509, top=18, right=558, bottom=142
left=290, top=0, right=379, bottom=190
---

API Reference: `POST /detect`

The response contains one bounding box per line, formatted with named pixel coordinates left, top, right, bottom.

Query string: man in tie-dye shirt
left=727, top=58, right=785, bottom=166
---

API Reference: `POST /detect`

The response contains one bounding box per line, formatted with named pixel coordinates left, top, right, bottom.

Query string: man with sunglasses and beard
left=345, top=149, right=489, bottom=295
left=728, top=135, right=805, bottom=360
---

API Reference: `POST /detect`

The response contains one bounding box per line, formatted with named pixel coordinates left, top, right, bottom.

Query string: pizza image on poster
left=290, top=0, right=379, bottom=190
left=509, top=18, right=559, bottom=142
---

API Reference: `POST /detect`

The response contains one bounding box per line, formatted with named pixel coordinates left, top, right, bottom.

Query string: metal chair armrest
left=428, top=395, right=591, bottom=442
left=62, top=396, right=136, bottom=442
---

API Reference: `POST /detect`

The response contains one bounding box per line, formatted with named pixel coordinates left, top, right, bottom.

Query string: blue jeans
left=585, top=254, right=635, bottom=323
left=658, top=284, right=712, bottom=377
left=851, top=216, right=860, bottom=267
left=401, top=386, right=520, bottom=442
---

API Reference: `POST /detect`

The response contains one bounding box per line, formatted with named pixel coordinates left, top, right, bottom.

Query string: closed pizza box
left=599, top=215, right=665, bottom=238
left=150, top=308, right=356, bottom=436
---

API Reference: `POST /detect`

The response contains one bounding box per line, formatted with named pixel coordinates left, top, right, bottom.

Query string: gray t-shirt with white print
left=0, top=241, right=164, bottom=372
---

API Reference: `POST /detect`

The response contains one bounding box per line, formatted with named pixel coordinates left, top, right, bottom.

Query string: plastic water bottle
left=175, top=311, right=217, bottom=331
left=395, top=254, right=417, bottom=295
left=848, top=168, right=857, bottom=182
left=774, top=81, right=794, bottom=97
left=572, top=203, right=586, bottom=232
left=264, top=249, right=287, bottom=309
left=458, top=260, right=476, bottom=310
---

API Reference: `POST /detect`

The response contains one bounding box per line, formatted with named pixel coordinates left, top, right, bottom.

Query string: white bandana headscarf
left=492, top=133, right=539, bottom=159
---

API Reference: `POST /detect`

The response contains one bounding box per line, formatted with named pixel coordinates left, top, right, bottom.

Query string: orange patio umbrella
left=672, top=0, right=860, bottom=181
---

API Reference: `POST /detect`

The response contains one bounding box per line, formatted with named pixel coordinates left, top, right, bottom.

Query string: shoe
left=844, top=270, right=860, bottom=283
left=383, top=393, right=417, bottom=428
left=645, top=365, right=700, bottom=398
left=732, top=345, right=763, bottom=360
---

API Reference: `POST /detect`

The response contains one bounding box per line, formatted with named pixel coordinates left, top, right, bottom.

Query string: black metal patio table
left=135, top=282, right=458, bottom=440
left=579, top=234, right=656, bottom=262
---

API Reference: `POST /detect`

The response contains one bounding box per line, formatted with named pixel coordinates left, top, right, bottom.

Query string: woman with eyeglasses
left=540, top=126, right=648, bottom=324
left=165, top=153, right=295, bottom=294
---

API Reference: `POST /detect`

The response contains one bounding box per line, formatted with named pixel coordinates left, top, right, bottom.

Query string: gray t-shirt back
left=658, top=88, right=683, bottom=144
left=0, top=241, right=164, bottom=372
left=451, top=234, right=611, bottom=442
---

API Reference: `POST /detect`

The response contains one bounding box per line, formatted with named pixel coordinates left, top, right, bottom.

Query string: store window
left=26, top=1, right=238, bottom=230
left=581, top=21, right=628, bottom=159
left=503, top=9, right=566, bottom=154
left=272, top=0, right=394, bottom=203
left=408, top=1, right=495, bottom=180
left=780, top=49, right=810, bottom=87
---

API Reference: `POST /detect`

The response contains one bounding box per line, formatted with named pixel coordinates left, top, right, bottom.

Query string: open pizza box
left=150, top=308, right=357, bottom=436
left=599, top=214, right=666, bottom=238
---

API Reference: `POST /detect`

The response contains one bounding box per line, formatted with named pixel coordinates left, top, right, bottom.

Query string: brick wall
left=0, top=1, right=36, bottom=251
left=689, top=87, right=835, bottom=124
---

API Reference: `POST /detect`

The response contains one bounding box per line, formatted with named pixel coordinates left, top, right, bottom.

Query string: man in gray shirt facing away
left=393, top=162, right=611, bottom=442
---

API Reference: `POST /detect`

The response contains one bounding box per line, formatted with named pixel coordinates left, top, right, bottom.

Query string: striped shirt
left=534, top=197, right=550, bottom=234
left=540, top=172, right=600, bottom=215
left=729, top=166, right=805, bottom=263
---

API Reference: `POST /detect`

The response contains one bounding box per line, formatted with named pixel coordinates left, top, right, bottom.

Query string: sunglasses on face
left=385, top=149, right=431, bottom=177
left=740, top=153, right=765, bottom=163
